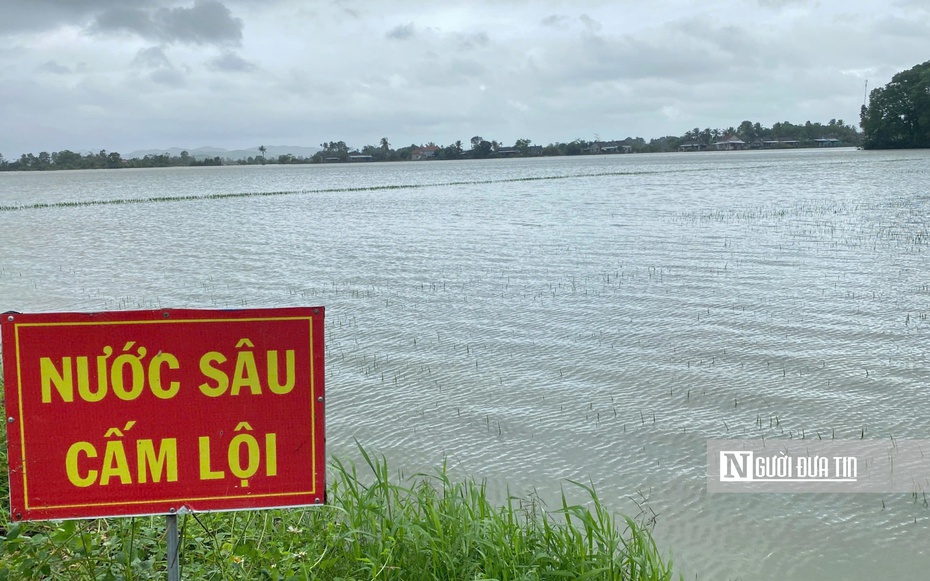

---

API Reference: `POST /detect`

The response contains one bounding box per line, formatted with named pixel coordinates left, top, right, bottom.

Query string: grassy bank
left=0, top=383, right=675, bottom=579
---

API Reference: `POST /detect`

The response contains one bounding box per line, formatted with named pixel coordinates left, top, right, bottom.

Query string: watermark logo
left=708, top=440, right=928, bottom=493
left=719, top=451, right=752, bottom=482
left=718, top=450, right=857, bottom=483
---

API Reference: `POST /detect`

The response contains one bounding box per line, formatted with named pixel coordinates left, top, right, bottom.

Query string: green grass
left=0, top=435, right=677, bottom=580
left=0, top=370, right=674, bottom=579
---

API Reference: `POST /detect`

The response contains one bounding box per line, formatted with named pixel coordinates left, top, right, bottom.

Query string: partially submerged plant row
left=0, top=163, right=762, bottom=212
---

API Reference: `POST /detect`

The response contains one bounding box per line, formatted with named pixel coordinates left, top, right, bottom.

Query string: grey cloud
left=91, top=0, right=242, bottom=46
left=130, top=45, right=187, bottom=87
left=540, top=15, right=569, bottom=28
left=38, top=60, right=72, bottom=74
left=873, top=14, right=930, bottom=39
left=756, top=0, right=810, bottom=7
left=413, top=56, right=488, bottom=87
left=158, top=1, right=242, bottom=45
left=530, top=21, right=753, bottom=92
left=677, top=21, right=760, bottom=64
left=208, top=52, right=256, bottom=72
left=541, top=13, right=602, bottom=34
left=892, top=0, right=930, bottom=8
left=3, top=0, right=925, bottom=158
left=96, top=7, right=159, bottom=38
left=0, top=0, right=155, bottom=35
left=29, top=0, right=147, bottom=9
left=386, top=23, right=416, bottom=40
left=133, top=46, right=172, bottom=68
left=457, top=32, right=489, bottom=50
left=150, top=67, right=187, bottom=87
left=579, top=14, right=601, bottom=33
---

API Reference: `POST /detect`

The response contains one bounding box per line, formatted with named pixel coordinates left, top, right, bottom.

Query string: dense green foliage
left=0, top=150, right=223, bottom=171
left=670, top=118, right=858, bottom=149
left=0, top=384, right=676, bottom=580
left=860, top=60, right=930, bottom=149
left=0, top=115, right=861, bottom=172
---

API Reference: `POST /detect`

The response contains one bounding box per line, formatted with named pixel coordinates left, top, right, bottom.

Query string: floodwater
left=1, top=148, right=929, bottom=579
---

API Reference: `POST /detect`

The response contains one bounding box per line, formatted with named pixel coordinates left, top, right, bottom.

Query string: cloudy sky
left=1, top=0, right=927, bottom=158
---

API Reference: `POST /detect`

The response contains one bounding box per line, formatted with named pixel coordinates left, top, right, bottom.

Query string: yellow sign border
left=10, top=315, right=320, bottom=513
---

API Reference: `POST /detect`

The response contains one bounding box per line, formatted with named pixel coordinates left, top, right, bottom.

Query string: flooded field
left=1, top=148, right=929, bottom=579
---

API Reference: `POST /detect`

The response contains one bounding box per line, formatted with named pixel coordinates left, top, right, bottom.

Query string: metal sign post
left=167, top=513, right=179, bottom=581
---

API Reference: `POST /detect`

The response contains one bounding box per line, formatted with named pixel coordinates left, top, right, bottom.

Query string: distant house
left=348, top=152, right=373, bottom=162
left=590, top=141, right=632, bottom=154
left=496, top=147, right=520, bottom=157
left=714, top=136, right=747, bottom=151
left=411, top=146, right=440, bottom=161
left=814, top=137, right=842, bottom=147
left=678, top=141, right=704, bottom=152
left=759, top=139, right=803, bottom=149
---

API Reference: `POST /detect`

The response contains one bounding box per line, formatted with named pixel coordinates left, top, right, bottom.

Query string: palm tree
left=258, top=145, right=267, bottom=158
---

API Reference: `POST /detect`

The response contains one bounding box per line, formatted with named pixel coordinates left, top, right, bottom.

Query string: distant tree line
left=860, top=60, right=930, bottom=149
left=0, top=149, right=224, bottom=171
left=670, top=118, right=859, bottom=148
left=0, top=118, right=862, bottom=172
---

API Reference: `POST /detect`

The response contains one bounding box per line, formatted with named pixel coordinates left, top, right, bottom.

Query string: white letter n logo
left=720, top=451, right=753, bottom=481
